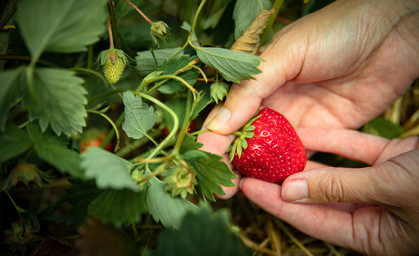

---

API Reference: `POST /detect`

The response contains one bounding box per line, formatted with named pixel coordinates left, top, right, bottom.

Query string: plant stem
left=87, top=109, right=121, bottom=151
left=5, top=191, right=25, bottom=219
left=0, top=54, right=58, bottom=67
left=123, top=0, right=153, bottom=25
left=71, top=67, right=108, bottom=85
left=88, top=88, right=127, bottom=105
left=259, top=0, right=284, bottom=46
left=116, top=129, right=161, bottom=157
left=188, top=0, right=207, bottom=43
left=132, top=91, right=179, bottom=160
left=0, top=2, right=16, bottom=30
left=107, top=17, right=114, bottom=49
left=173, top=91, right=192, bottom=154
left=102, top=112, right=125, bottom=150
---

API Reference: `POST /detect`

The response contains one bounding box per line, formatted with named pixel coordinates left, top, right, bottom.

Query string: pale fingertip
left=281, top=179, right=308, bottom=202
left=206, top=106, right=231, bottom=132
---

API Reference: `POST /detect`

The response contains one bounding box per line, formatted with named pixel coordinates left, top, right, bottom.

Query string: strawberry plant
left=2, top=0, right=415, bottom=255
left=0, top=0, right=272, bottom=254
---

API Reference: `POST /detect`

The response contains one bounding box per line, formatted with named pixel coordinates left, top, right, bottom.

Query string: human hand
left=197, top=0, right=419, bottom=198
left=240, top=128, right=419, bottom=255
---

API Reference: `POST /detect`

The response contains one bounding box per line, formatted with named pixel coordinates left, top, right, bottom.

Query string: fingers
left=197, top=125, right=239, bottom=199
left=281, top=148, right=419, bottom=205
left=297, top=128, right=390, bottom=165
left=206, top=34, right=306, bottom=135
left=240, top=178, right=365, bottom=250
left=297, top=127, right=419, bottom=165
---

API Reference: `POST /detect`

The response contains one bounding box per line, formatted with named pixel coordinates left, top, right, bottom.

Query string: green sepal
left=98, top=48, right=131, bottom=65
left=228, top=113, right=261, bottom=162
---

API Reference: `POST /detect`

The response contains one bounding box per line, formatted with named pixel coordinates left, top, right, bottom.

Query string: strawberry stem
left=123, top=0, right=153, bottom=25
left=107, top=17, right=115, bottom=49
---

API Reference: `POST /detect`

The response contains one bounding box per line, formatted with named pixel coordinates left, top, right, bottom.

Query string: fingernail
left=207, top=107, right=231, bottom=131
left=239, top=177, right=246, bottom=190
left=282, top=179, right=308, bottom=202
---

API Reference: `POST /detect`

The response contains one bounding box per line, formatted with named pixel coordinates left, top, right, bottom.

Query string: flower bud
left=210, top=81, right=230, bottom=103
left=10, top=163, right=42, bottom=189
left=150, top=21, right=170, bottom=45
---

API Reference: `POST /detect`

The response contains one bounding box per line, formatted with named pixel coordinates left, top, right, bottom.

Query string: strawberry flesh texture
left=232, top=108, right=306, bottom=183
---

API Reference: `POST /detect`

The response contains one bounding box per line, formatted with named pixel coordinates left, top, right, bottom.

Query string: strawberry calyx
left=98, top=48, right=133, bottom=84
left=228, top=113, right=261, bottom=162
left=98, top=48, right=129, bottom=66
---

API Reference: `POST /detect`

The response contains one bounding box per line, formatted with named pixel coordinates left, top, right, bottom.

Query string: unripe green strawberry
left=230, top=108, right=307, bottom=183
left=163, top=164, right=196, bottom=199
left=98, top=48, right=129, bottom=84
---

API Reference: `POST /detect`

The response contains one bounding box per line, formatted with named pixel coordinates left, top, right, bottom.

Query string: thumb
left=281, top=166, right=383, bottom=204
left=206, top=34, right=305, bottom=135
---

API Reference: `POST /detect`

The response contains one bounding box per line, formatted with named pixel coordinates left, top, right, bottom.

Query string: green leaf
left=136, top=48, right=183, bottom=76
left=122, top=91, right=157, bottom=140
left=180, top=136, right=236, bottom=201
left=363, top=117, right=404, bottom=139
left=233, top=0, right=272, bottom=39
left=147, top=177, right=198, bottom=229
left=0, top=67, right=25, bottom=131
left=26, top=122, right=84, bottom=179
left=0, top=123, right=32, bottom=163
left=22, top=68, right=87, bottom=136
left=80, top=147, right=139, bottom=191
left=27, top=121, right=68, bottom=146
left=88, top=188, right=148, bottom=227
left=16, top=0, right=107, bottom=59
left=157, top=55, right=199, bottom=94
left=179, top=133, right=201, bottom=153
left=154, top=204, right=252, bottom=256
left=35, top=143, right=84, bottom=179
left=195, top=46, right=262, bottom=83
left=65, top=181, right=102, bottom=228
left=190, top=90, right=212, bottom=121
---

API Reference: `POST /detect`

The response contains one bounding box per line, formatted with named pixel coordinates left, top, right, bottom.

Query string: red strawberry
left=230, top=108, right=306, bottom=183
left=80, top=130, right=113, bottom=152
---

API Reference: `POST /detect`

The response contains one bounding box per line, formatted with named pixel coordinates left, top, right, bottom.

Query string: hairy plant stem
left=260, top=0, right=284, bottom=46
left=107, top=17, right=115, bottom=50
left=132, top=91, right=179, bottom=160
left=169, top=0, right=207, bottom=59
left=0, top=2, right=16, bottom=30
left=123, top=0, right=153, bottom=25
left=173, top=91, right=193, bottom=155
left=88, top=109, right=121, bottom=151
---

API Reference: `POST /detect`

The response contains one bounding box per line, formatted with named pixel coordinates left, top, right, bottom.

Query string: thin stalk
left=0, top=54, right=58, bottom=67
left=71, top=67, right=108, bottom=85
left=107, top=17, right=115, bottom=49
left=173, top=91, right=192, bottom=155
left=5, top=191, right=25, bottom=219
left=88, top=88, right=127, bottom=105
left=259, top=0, right=284, bottom=46
left=102, top=112, right=125, bottom=150
left=87, top=109, right=121, bottom=151
left=0, top=2, right=17, bottom=30
left=116, top=129, right=161, bottom=157
left=123, top=0, right=153, bottom=25
left=139, top=74, right=197, bottom=99
left=168, top=0, right=207, bottom=60
left=132, top=91, right=179, bottom=160
left=187, top=0, right=207, bottom=43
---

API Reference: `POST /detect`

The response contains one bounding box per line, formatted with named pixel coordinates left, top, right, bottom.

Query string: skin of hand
left=197, top=0, right=419, bottom=197
left=196, top=0, right=419, bottom=254
left=241, top=129, right=419, bottom=255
